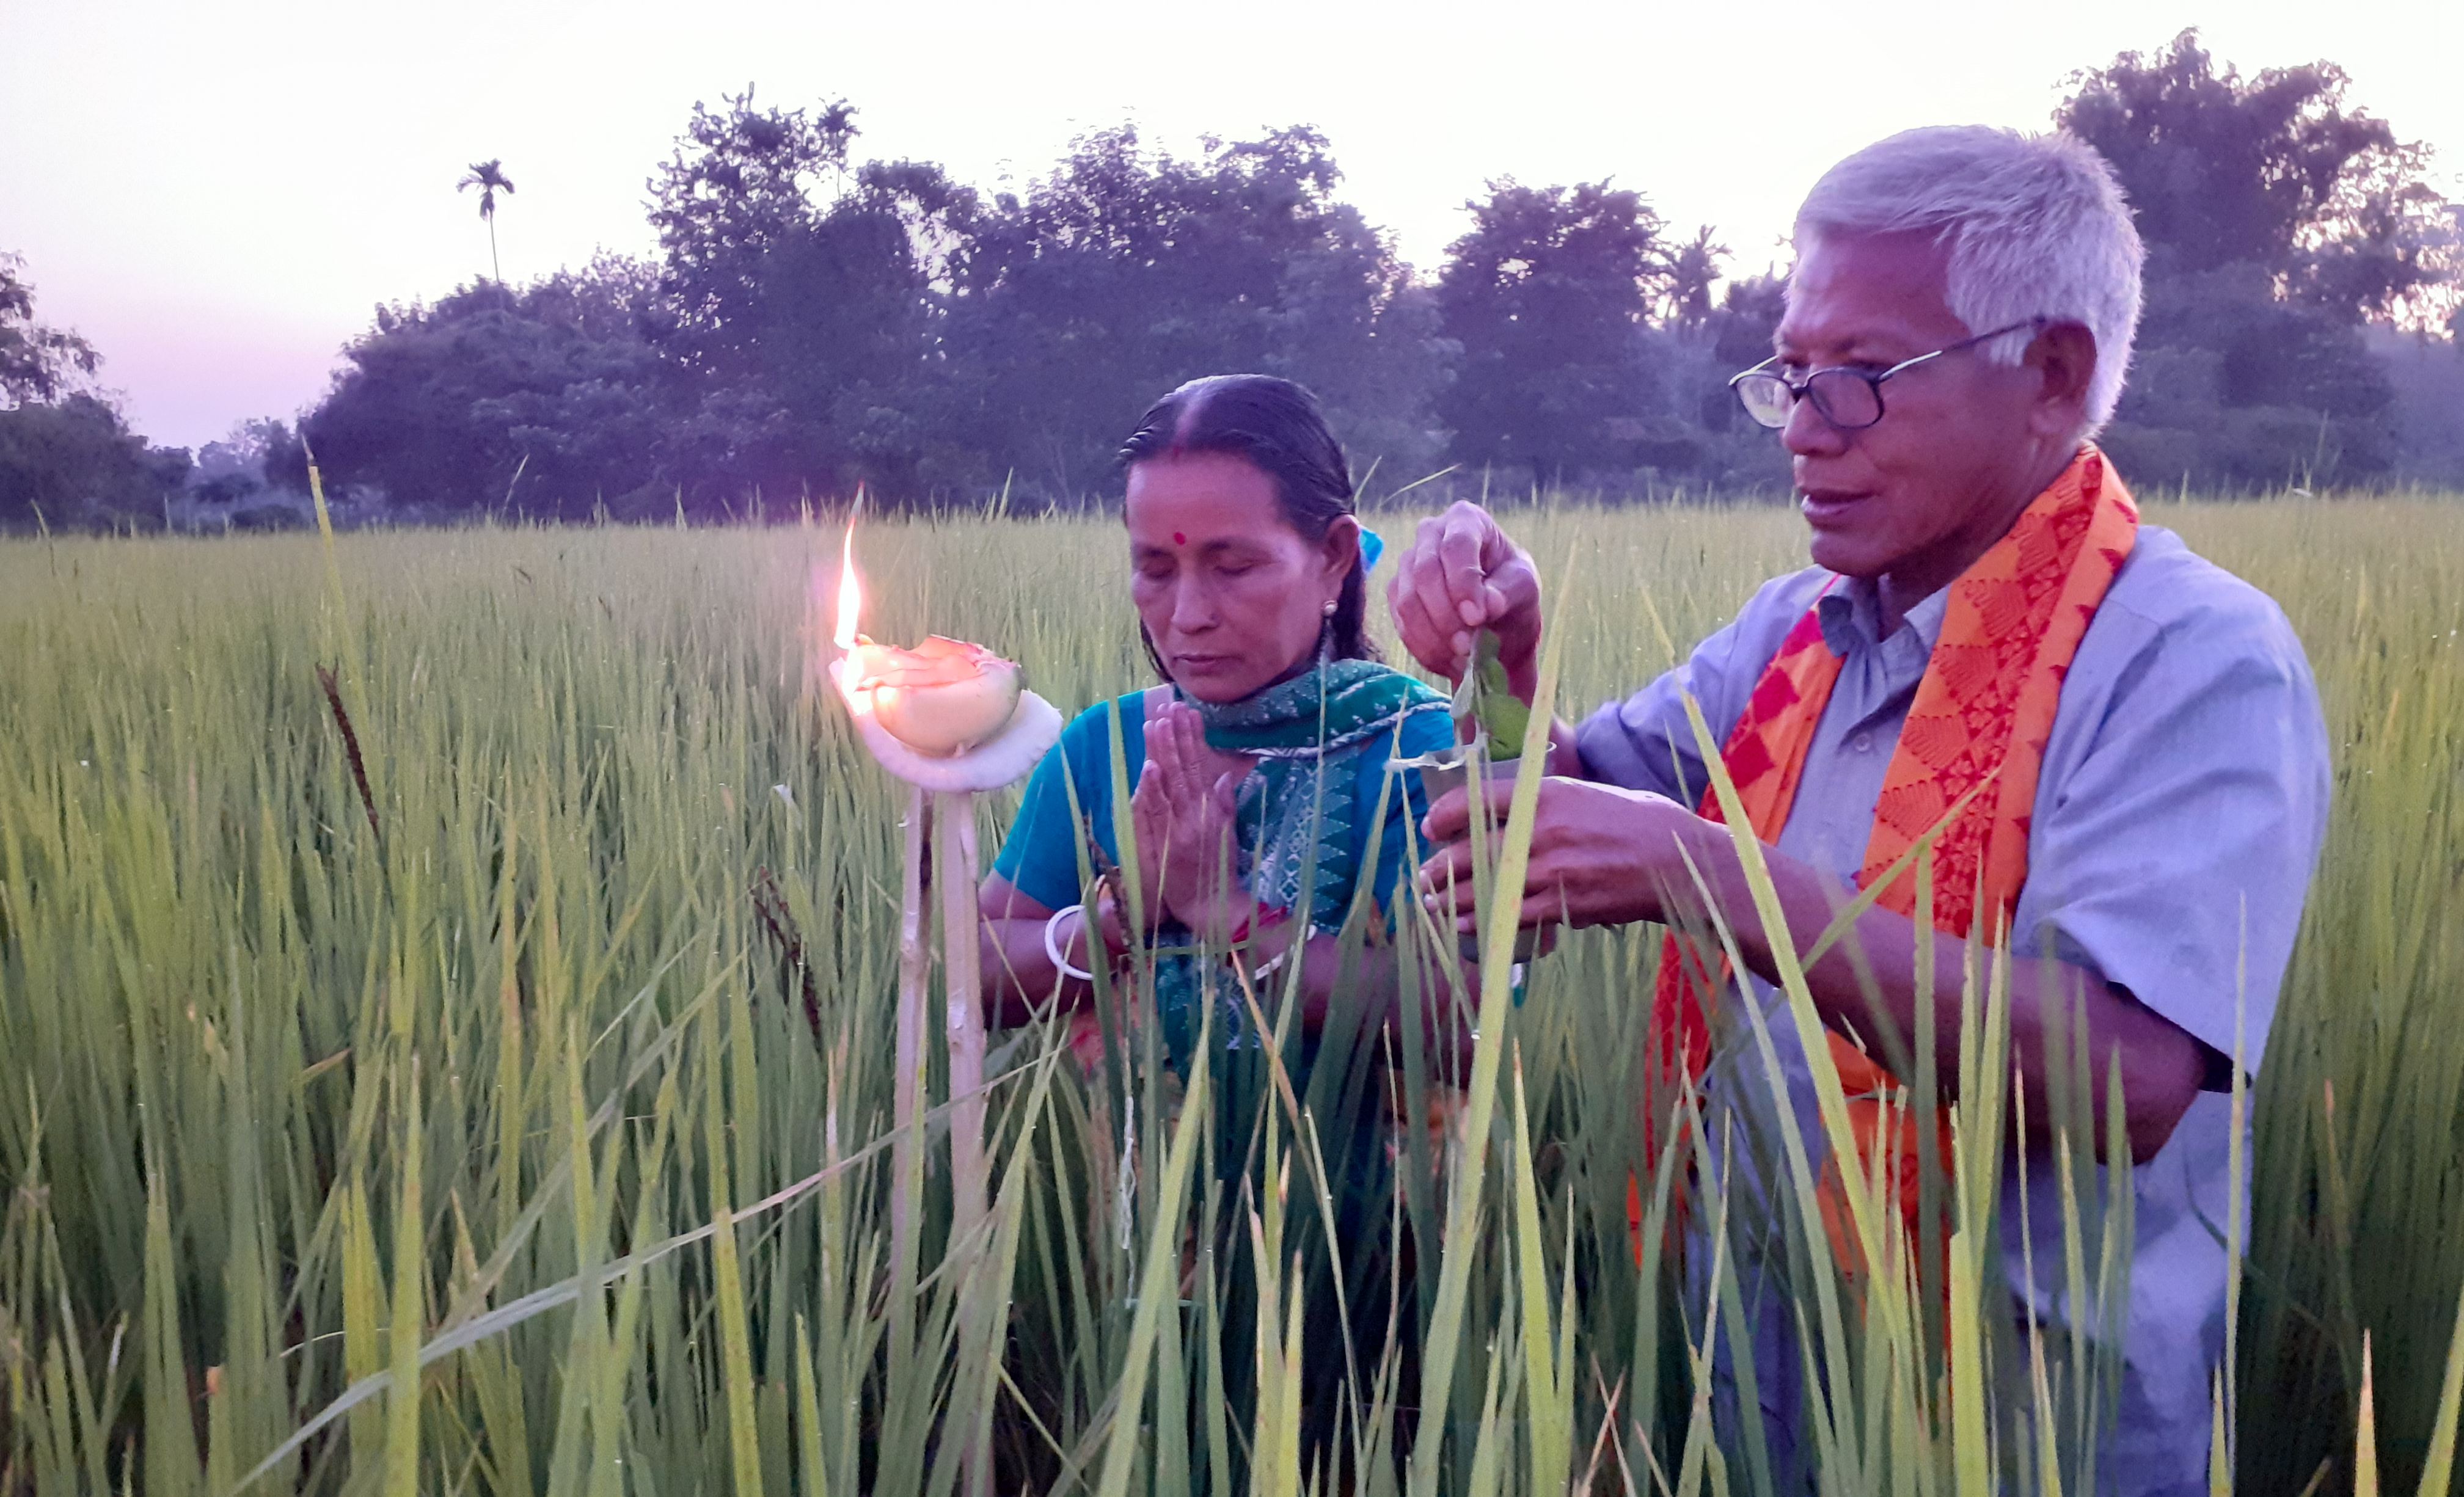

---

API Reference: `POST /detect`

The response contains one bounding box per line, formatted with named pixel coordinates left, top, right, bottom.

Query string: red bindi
left=1172, top=531, right=1186, bottom=545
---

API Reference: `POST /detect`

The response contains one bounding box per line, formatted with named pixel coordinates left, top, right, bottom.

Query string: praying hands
left=1127, top=700, right=1258, bottom=943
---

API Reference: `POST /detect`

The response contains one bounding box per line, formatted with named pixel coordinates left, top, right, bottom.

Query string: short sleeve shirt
left=1574, top=525, right=2331, bottom=1496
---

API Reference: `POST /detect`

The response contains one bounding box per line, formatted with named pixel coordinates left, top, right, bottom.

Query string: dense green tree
left=648, top=90, right=857, bottom=384
left=192, top=417, right=304, bottom=507
left=2377, top=328, right=2464, bottom=486
left=2059, top=32, right=2440, bottom=313
left=945, top=125, right=1448, bottom=496
left=1434, top=181, right=1669, bottom=478
left=1659, top=225, right=1728, bottom=329
left=2100, top=263, right=2401, bottom=487
left=2060, top=31, right=2452, bottom=486
left=301, top=260, right=676, bottom=515
left=1, top=257, right=191, bottom=529
left=642, top=96, right=992, bottom=501
left=756, top=159, right=984, bottom=497
left=271, top=56, right=2451, bottom=519
left=1, top=253, right=100, bottom=407
left=1626, top=272, right=1793, bottom=489
left=0, top=395, right=188, bottom=528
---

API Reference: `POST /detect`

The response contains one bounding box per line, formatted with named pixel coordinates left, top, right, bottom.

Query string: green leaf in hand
left=1468, top=629, right=1529, bottom=760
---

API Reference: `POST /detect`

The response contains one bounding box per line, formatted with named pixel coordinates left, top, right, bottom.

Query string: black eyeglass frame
left=1728, top=316, right=2049, bottom=431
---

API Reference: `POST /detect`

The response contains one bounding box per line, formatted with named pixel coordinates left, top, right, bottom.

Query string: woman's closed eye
left=1210, top=545, right=1278, bottom=577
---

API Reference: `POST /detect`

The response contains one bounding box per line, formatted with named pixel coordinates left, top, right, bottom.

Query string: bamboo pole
left=937, top=790, right=993, bottom=1497
left=891, top=786, right=931, bottom=1278
left=938, top=790, right=990, bottom=1244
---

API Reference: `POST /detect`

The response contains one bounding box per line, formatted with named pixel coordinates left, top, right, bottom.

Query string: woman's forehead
left=1125, top=453, right=1289, bottom=541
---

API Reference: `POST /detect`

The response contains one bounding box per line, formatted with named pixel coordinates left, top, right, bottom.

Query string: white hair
left=1793, top=125, right=2144, bottom=435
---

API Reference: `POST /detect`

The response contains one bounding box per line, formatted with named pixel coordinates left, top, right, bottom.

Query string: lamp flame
left=826, top=515, right=1029, bottom=759
left=829, top=522, right=872, bottom=713
left=833, top=523, right=862, bottom=656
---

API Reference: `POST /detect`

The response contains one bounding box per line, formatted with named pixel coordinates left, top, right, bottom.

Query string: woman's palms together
left=1130, top=702, right=1257, bottom=941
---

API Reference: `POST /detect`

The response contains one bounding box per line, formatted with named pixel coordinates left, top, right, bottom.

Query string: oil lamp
left=823, top=522, right=1062, bottom=1256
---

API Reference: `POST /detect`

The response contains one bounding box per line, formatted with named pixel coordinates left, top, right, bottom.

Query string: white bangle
left=1043, top=904, right=1097, bottom=982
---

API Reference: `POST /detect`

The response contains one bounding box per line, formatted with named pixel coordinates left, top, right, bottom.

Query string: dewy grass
left=0, top=497, right=2458, bottom=1495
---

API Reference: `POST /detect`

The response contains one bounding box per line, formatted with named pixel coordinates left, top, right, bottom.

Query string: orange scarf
left=1639, top=446, right=2138, bottom=1278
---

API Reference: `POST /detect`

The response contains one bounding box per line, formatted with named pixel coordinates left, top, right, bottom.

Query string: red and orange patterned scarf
left=1644, top=445, right=2138, bottom=1273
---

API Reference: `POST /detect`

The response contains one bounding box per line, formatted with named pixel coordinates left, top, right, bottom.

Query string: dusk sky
left=4, top=0, right=2457, bottom=451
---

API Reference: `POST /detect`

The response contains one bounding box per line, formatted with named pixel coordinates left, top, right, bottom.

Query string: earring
left=1322, top=599, right=1338, bottom=617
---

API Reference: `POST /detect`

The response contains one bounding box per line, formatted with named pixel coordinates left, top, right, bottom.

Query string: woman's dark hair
left=1117, top=374, right=1376, bottom=678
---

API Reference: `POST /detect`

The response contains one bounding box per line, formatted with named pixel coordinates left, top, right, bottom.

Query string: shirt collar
left=1815, top=574, right=1950, bottom=661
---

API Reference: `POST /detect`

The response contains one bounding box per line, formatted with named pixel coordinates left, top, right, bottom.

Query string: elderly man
left=1394, top=126, right=2328, bottom=1494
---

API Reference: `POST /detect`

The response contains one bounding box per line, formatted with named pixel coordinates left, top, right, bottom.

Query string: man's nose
left=1782, top=387, right=1849, bottom=460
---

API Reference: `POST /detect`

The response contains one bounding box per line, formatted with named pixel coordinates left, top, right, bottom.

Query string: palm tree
left=457, top=159, right=516, bottom=283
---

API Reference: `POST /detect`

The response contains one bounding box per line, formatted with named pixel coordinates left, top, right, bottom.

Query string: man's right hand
left=1387, top=500, right=1544, bottom=700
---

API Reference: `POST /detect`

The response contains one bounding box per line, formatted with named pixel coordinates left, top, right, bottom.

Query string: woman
left=978, top=374, right=1455, bottom=1066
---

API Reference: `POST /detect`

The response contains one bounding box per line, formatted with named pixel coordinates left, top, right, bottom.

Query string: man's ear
left=2027, top=321, right=2099, bottom=436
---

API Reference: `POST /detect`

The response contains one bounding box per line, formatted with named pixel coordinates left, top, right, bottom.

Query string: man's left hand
left=1416, top=777, right=1708, bottom=933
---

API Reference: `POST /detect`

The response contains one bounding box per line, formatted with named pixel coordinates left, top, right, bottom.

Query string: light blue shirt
left=1576, top=525, right=2331, bottom=1496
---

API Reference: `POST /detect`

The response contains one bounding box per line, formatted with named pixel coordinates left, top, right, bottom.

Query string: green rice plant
left=0, top=495, right=2454, bottom=1495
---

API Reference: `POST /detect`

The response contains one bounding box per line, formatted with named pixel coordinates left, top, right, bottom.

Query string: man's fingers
left=1424, top=871, right=1571, bottom=936
left=1420, top=779, right=1543, bottom=854
left=1464, top=779, right=1523, bottom=823
left=1486, top=555, right=1541, bottom=624
left=1518, top=892, right=1577, bottom=933
left=1407, top=551, right=1474, bottom=672
left=1435, top=515, right=1491, bottom=627
left=1392, top=504, right=1527, bottom=678
left=1414, top=856, right=1572, bottom=934
left=1389, top=575, right=1453, bottom=676
left=1414, top=840, right=1475, bottom=902
left=1419, top=784, right=1472, bottom=844
left=1469, top=553, right=1544, bottom=678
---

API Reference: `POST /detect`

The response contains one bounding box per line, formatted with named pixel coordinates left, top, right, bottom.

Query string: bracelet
left=1227, top=901, right=1290, bottom=945
left=1241, top=903, right=1299, bottom=981
left=1043, top=904, right=1097, bottom=982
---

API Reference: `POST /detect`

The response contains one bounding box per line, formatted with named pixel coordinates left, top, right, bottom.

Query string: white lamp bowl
left=851, top=690, right=1064, bottom=792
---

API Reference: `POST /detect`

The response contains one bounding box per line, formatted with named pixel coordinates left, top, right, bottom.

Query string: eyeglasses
left=1728, top=318, right=2045, bottom=431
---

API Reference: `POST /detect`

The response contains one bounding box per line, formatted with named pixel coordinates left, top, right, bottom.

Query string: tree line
left=4, top=31, right=2459, bottom=529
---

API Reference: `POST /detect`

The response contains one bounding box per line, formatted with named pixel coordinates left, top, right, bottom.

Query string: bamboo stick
left=891, top=785, right=931, bottom=1278
left=938, top=790, right=993, bottom=1497
left=939, top=789, right=989, bottom=1245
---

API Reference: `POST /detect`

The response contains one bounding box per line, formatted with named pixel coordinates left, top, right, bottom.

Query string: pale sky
left=3, top=0, right=2457, bottom=450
